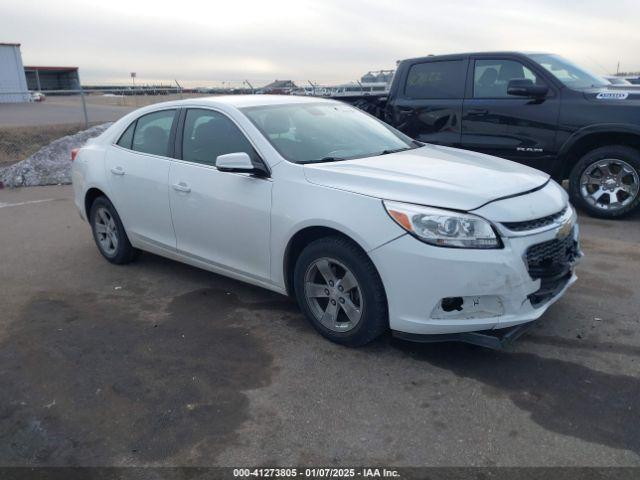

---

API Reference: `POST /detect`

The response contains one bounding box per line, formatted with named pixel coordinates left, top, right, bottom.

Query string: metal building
left=24, top=66, right=80, bottom=91
left=0, top=42, right=29, bottom=103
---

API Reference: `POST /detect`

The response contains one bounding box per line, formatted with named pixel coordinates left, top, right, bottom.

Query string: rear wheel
left=293, top=236, right=388, bottom=346
left=89, top=196, right=139, bottom=264
left=569, top=145, right=640, bottom=219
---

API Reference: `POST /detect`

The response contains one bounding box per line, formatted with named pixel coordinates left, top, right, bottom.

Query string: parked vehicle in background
left=329, top=82, right=390, bottom=97
left=605, top=76, right=633, bottom=86
left=337, top=52, right=640, bottom=219
left=29, top=91, right=46, bottom=102
left=71, top=95, right=580, bottom=347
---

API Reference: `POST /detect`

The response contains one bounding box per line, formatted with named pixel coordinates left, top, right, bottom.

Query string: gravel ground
left=0, top=185, right=638, bottom=468
left=0, top=123, right=111, bottom=188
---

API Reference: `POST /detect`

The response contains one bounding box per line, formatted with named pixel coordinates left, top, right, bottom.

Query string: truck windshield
left=241, top=103, right=418, bottom=164
left=527, top=53, right=609, bottom=89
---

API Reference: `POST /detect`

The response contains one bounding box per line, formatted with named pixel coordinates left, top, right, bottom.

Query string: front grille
left=525, top=227, right=579, bottom=307
left=503, top=207, right=567, bottom=232
left=526, top=228, right=578, bottom=279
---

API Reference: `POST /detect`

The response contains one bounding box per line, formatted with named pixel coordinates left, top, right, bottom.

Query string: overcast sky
left=2, top=0, right=639, bottom=87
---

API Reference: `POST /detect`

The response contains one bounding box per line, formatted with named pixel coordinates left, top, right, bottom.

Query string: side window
left=131, top=110, right=176, bottom=156
left=404, top=60, right=466, bottom=99
left=116, top=121, right=136, bottom=149
left=182, top=109, right=258, bottom=165
left=474, top=59, right=540, bottom=98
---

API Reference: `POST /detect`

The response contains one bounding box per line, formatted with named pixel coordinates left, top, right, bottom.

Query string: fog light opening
left=441, top=297, right=464, bottom=312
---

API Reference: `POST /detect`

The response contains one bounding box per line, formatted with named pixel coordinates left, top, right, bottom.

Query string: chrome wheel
left=94, top=207, right=119, bottom=256
left=580, top=159, right=640, bottom=212
left=304, top=257, right=363, bottom=332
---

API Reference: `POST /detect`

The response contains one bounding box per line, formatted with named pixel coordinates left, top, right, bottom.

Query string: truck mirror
left=507, top=79, right=549, bottom=98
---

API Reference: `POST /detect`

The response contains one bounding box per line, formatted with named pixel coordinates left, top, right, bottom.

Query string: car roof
left=171, top=94, right=338, bottom=109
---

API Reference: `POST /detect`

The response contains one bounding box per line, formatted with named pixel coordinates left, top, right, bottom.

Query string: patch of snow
left=0, top=123, right=112, bottom=188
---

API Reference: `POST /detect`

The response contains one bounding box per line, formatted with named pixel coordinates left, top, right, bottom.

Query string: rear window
left=116, top=122, right=136, bottom=149
left=131, top=110, right=176, bottom=157
left=404, top=60, right=466, bottom=99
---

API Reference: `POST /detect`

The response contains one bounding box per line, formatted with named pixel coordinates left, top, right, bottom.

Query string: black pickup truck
left=340, top=52, right=640, bottom=218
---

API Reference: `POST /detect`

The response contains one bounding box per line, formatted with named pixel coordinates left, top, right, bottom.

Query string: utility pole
left=617, top=61, right=620, bottom=75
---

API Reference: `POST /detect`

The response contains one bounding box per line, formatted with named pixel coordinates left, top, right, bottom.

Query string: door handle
left=110, top=166, right=125, bottom=175
left=397, top=106, right=413, bottom=113
left=172, top=182, right=191, bottom=193
left=467, top=108, right=489, bottom=116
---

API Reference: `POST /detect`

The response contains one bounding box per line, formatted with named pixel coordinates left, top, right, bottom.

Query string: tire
left=569, top=145, right=640, bottom=219
left=89, top=196, right=140, bottom=264
left=293, top=236, right=388, bottom=346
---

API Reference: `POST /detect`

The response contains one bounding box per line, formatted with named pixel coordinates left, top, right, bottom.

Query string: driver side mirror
left=215, top=152, right=269, bottom=177
left=507, top=79, right=549, bottom=98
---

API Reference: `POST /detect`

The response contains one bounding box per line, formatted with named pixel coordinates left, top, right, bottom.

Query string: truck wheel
left=293, top=236, right=388, bottom=347
left=89, top=196, right=140, bottom=264
left=569, top=145, right=640, bottom=219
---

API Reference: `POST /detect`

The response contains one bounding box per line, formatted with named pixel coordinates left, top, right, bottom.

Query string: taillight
left=71, top=148, right=80, bottom=162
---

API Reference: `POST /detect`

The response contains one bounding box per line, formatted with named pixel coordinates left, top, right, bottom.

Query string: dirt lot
left=0, top=185, right=639, bottom=467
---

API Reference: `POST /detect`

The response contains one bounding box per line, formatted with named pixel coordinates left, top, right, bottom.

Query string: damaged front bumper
left=369, top=218, right=581, bottom=341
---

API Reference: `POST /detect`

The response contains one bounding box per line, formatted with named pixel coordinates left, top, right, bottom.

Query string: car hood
left=303, top=145, right=550, bottom=211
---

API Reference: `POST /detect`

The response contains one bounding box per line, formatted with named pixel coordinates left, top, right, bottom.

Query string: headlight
left=383, top=200, right=501, bottom=249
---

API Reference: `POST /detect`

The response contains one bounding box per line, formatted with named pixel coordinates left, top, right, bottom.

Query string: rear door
left=461, top=56, right=560, bottom=172
left=105, top=109, right=178, bottom=250
left=168, top=108, right=272, bottom=282
left=387, top=58, right=467, bottom=146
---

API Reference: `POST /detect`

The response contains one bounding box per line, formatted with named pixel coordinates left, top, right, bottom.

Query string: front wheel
left=293, top=236, right=388, bottom=347
left=569, top=145, right=640, bottom=219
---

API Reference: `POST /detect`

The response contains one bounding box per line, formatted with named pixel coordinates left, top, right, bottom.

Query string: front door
left=461, top=57, right=560, bottom=172
left=168, top=108, right=272, bottom=282
left=105, top=109, right=177, bottom=250
left=386, top=59, right=467, bottom=146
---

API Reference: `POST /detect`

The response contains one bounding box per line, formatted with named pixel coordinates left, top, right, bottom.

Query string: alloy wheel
left=580, top=158, right=640, bottom=212
left=303, top=257, right=363, bottom=332
left=94, top=207, right=119, bottom=256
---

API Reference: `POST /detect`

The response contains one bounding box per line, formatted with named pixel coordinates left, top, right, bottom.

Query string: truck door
left=387, top=59, right=466, bottom=146
left=461, top=57, right=560, bottom=173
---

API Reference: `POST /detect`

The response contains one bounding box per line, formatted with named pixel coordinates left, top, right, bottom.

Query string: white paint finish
left=168, top=160, right=273, bottom=283
left=303, top=144, right=550, bottom=211
left=71, top=95, right=577, bottom=336
left=0, top=44, right=29, bottom=103
left=104, top=147, right=176, bottom=250
left=471, top=179, right=568, bottom=222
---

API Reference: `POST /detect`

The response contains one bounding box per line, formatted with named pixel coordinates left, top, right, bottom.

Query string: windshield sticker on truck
left=596, top=91, right=629, bottom=100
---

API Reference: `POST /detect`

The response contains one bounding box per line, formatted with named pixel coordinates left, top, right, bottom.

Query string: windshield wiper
left=377, top=146, right=413, bottom=156
left=301, top=156, right=344, bottom=164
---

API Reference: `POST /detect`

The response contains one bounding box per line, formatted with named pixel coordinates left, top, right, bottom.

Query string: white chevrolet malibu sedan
left=71, top=95, right=581, bottom=347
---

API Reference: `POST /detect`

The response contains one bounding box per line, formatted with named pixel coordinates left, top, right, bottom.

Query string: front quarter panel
left=269, top=162, right=405, bottom=289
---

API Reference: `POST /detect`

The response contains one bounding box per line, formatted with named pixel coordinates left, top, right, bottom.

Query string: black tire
left=89, top=196, right=140, bottom=264
left=293, top=236, right=388, bottom=347
left=569, top=145, right=640, bottom=219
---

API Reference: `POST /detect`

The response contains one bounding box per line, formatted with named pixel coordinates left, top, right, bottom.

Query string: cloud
left=1, top=0, right=638, bottom=86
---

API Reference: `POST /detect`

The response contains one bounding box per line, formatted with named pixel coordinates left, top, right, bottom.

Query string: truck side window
left=474, top=60, right=540, bottom=98
left=404, top=61, right=466, bottom=99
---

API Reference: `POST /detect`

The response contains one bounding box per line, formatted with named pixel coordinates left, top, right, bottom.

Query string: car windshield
left=527, top=53, right=609, bottom=89
left=241, top=102, right=418, bottom=164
